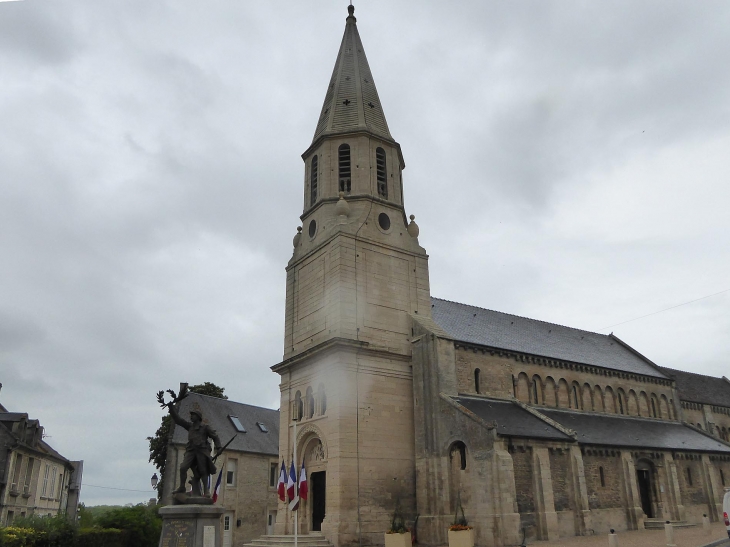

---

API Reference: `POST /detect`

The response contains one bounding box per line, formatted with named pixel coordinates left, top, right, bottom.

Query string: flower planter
left=448, top=528, right=474, bottom=547
left=385, top=532, right=411, bottom=547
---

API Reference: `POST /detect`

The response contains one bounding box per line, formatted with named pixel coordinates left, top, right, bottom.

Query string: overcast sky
left=1, top=0, right=728, bottom=506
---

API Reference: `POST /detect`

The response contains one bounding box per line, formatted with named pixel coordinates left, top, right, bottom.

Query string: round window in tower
left=378, top=212, right=391, bottom=231
left=308, top=219, right=317, bottom=238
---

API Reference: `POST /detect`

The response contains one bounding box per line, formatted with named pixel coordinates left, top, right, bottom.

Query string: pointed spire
left=311, top=5, right=392, bottom=144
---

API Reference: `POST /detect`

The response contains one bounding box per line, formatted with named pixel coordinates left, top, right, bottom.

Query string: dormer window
left=376, top=147, right=387, bottom=199
left=338, top=144, right=351, bottom=193
left=310, top=155, right=318, bottom=206
left=229, top=415, right=246, bottom=433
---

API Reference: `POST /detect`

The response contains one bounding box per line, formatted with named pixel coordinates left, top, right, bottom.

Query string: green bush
left=75, top=528, right=126, bottom=547
left=0, top=526, right=43, bottom=547
left=4, top=514, right=75, bottom=547
left=95, top=505, right=161, bottom=547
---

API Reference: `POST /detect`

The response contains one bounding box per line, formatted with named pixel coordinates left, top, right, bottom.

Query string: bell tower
left=273, top=6, right=431, bottom=546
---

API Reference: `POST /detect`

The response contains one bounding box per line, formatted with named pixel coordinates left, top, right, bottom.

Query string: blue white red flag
left=277, top=460, right=286, bottom=502
left=299, top=458, right=308, bottom=501
left=211, top=469, right=223, bottom=503
left=287, top=460, right=297, bottom=502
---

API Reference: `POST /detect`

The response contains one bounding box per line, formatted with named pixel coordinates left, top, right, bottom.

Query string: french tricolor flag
left=299, top=458, right=308, bottom=501
left=277, top=460, right=286, bottom=502
left=211, top=469, right=223, bottom=503
left=286, top=460, right=297, bottom=502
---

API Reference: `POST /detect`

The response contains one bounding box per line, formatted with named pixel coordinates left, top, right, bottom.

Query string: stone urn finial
left=407, top=214, right=419, bottom=238
left=335, top=191, right=350, bottom=218
left=293, top=226, right=302, bottom=248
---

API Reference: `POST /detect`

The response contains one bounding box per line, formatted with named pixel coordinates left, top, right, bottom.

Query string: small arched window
left=618, top=393, right=625, bottom=415
left=306, top=387, right=315, bottom=419
left=686, top=467, right=693, bottom=486
left=450, top=441, right=467, bottom=470
left=294, top=391, right=303, bottom=421
left=318, top=384, right=327, bottom=416
left=338, top=144, right=351, bottom=194
left=310, top=155, right=318, bottom=206
left=650, top=398, right=657, bottom=418
left=376, top=147, right=387, bottom=199
left=474, top=369, right=480, bottom=394
left=572, top=385, right=580, bottom=409
left=532, top=379, right=540, bottom=405
left=599, top=466, right=605, bottom=487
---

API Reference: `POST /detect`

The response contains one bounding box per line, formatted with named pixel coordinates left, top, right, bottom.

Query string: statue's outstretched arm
left=169, top=404, right=191, bottom=429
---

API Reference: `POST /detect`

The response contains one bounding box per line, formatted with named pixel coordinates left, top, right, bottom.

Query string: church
left=269, top=6, right=730, bottom=547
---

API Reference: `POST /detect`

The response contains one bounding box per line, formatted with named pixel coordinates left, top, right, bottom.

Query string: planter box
left=448, top=529, right=474, bottom=547
left=385, top=532, right=411, bottom=547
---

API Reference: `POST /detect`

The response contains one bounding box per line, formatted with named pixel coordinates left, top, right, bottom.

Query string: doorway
left=311, top=471, right=326, bottom=532
left=637, top=469, right=654, bottom=518
left=223, top=512, right=234, bottom=547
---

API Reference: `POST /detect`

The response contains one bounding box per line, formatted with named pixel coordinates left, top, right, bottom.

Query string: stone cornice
left=271, top=337, right=411, bottom=374
left=286, top=228, right=428, bottom=272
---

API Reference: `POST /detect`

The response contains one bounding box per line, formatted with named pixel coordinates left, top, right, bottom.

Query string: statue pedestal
left=159, top=505, right=226, bottom=547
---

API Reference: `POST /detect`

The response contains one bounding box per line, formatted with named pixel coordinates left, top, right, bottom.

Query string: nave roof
left=432, top=297, right=668, bottom=379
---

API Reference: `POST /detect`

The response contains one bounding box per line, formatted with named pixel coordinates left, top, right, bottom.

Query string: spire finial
left=347, top=4, right=355, bottom=18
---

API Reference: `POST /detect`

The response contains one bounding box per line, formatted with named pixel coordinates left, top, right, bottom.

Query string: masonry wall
left=455, top=348, right=677, bottom=422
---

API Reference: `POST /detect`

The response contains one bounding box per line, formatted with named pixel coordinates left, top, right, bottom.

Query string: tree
left=96, top=504, right=162, bottom=547
left=147, top=382, right=227, bottom=499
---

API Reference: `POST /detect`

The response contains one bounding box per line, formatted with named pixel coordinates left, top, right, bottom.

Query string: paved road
left=526, top=522, right=729, bottom=547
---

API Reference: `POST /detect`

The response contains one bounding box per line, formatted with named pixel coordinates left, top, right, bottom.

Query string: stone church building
left=270, top=6, right=730, bottom=547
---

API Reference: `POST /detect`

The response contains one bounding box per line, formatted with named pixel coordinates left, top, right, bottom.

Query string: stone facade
left=266, top=6, right=730, bottom=547
left=0, top=400, right=81, bottom=525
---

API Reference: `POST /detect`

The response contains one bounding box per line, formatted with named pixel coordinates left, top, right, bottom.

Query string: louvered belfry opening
left=376, top=147, right=387, bottom=199
left=338, top=144, right=351, bottom=193
left=310, top=155, right=318, bottom=206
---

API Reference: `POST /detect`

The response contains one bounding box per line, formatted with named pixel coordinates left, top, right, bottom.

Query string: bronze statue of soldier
left=157, top=384, right=223, bottom=500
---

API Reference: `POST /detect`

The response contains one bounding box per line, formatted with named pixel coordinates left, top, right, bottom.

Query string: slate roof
left=453, top=396, right=572, bottom=441
left=311, top=5, right=392, bottom=145
left=659, top=367, right=730, bottom=408
left=539, top=408, right=730, bottom=452
left=172, top=393, right=279, bottom=457
left=432, top=298, right=667, bottom=379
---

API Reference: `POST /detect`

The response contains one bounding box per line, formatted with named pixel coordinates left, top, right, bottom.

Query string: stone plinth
left=159, top=504, right=225, bottom=547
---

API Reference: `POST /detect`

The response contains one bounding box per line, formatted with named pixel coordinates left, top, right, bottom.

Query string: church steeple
left=311, top=5, right=392, bottom=145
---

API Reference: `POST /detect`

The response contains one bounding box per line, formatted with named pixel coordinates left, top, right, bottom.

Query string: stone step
left=644, top=519, right=698, bottom=529
left=245, top=535, right=333, bottom=547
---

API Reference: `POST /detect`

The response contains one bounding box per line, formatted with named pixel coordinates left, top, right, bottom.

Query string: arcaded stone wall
left=453, top=348, right=677, bottom=421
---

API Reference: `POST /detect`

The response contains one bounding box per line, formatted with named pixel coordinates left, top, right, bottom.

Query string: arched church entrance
left=297, top=427, right=328, bottom=534
left=635, top=460, right=656, bottom=518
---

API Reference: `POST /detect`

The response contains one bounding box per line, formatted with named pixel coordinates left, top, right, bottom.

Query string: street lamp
left=151, top=473, right=159, bottom=490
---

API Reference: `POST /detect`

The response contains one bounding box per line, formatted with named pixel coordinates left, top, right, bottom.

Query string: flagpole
left=293, top=418, right=298, bottom=547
